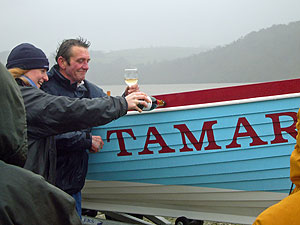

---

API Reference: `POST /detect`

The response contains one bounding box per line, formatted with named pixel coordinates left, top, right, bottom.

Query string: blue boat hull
left=82, top=80, right=300, bottom=224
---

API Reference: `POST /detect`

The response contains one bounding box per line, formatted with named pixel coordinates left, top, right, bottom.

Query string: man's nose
left=82, top=61, right=89, bottom=70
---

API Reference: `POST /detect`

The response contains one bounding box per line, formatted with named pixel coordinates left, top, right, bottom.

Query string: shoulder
left=40, top=79, right=59, bottom=94
left=84, top=80, right=106, bottom=98
left=42, top=72, right=68, bottom=95
left=20, top=86, right=49, bottom=102
left=44, top=65, right=66, bottom=86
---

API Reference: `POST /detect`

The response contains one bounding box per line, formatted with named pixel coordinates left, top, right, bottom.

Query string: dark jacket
left=0, top=62, right=82, bottom=225
left=0, top=160, right=83, bottom=225
left=18, top=79, right=127, bottom=184
left=41, top=65, right=107, bottom=194
left=0, top=63, right=27, bottom=167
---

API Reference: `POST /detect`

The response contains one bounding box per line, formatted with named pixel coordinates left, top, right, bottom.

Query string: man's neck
left=58, top=69, right=77, bottom=85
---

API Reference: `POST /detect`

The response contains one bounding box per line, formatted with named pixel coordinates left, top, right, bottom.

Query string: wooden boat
left=82, top=78, right=300, bottom=225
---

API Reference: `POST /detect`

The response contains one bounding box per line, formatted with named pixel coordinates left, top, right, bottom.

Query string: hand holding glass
left=124, top=68, right=138, bottom=87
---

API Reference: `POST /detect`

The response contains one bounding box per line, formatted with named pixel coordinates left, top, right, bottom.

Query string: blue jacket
left=42, top=65, right=106, bottom=194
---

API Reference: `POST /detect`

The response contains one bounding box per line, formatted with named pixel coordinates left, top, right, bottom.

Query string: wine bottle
left=138, top=96, right=166, bottom=111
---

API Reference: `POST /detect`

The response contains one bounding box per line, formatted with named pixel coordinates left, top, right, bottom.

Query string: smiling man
left=41, top=37, right=140, bottom=218
left=41, top=38, right=106, bottom=218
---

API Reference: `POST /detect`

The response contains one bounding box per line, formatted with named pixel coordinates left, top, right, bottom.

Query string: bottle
left=138, top=96, right=166, bottom=111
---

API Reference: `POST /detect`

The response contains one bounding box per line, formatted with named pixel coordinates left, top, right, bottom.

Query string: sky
left=1, top=0, right=300, bottom=55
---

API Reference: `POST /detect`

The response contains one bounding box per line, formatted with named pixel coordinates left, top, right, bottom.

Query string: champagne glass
left=124, top=68, right=138, bottom=87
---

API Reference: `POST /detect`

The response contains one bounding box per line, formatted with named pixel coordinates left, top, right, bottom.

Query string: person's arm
left=21, top=86, right=149, bottom=138
left=55, top=132, right=104, bottom=153
left=21, top=86, right=127, bottom=138
left=55, top=131, right=92, bottom=152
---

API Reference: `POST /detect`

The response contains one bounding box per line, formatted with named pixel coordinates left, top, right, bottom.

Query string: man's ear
left=57, top=56, right=67, bottom=70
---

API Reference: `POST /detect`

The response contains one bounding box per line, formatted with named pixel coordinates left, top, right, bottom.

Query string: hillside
left=90, top=46, right=208, bottom=65
left=87, top=46, right=209, bottom=84
left=0, top=46, right=208, bottom=80
left=134, top=21, right=300, bottom=84
left=88, top=21, right=300, bottom=85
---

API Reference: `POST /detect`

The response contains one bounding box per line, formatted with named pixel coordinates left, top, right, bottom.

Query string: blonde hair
left=8, top=68, right=30, bottom=86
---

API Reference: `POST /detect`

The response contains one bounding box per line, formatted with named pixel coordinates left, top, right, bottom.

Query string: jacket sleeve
left=0, top=63, right=27, bottom=167
left=20, top=86, right=128, bottom=138
left=55, top=131, right=92, bottom=152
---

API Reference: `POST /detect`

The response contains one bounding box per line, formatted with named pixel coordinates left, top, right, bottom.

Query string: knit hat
left=6, top=43, right=49, bottom=71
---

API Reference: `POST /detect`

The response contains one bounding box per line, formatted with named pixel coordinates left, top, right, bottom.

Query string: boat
left=82, top=78, right=300, bottom=225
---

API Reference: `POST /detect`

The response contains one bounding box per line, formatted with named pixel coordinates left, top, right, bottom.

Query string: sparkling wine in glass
left=124, top=68, right=138, bottom=86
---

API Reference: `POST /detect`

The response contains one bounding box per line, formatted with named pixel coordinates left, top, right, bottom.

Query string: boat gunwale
left=127, top=92, right=300, bottom=115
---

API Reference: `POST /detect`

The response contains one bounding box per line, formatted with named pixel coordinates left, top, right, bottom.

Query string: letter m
left=174, top=121, right=221, bottom=152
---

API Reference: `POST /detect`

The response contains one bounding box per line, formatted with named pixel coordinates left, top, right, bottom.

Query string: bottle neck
left=156, top=99, right=166, bottom=107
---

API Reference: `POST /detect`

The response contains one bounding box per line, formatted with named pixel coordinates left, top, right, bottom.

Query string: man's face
left=61, top=46, right=90, bottom=83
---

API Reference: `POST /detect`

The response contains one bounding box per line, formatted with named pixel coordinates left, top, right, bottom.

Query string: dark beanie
left=6, top=43, right=49, bottom=71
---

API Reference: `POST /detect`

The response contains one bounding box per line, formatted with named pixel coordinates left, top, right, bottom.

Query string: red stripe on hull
left=154, top=78, right=300, bottom=108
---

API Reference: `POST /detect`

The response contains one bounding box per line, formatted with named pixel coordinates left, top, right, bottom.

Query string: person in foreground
left=0, top=62, right=82, bottom=225
left=253, top=110, right=300, bottom=225
left=5, top=43, right=149, bottom=186
left=41, top=38, right=140, bottom=217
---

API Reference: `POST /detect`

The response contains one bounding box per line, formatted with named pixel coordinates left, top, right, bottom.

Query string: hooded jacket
left=42, top=65, right=107, bottom=194
left=0, top=62, right=82, bottom=225
left=18, top=78, right=127, bottom=184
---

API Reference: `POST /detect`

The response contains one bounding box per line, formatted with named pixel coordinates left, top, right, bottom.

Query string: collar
left=21, top=75, right=38, bottom=88
left=77, top=80, right=85, bottom=87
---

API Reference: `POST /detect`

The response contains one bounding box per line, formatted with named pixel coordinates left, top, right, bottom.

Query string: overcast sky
left=1, top=0, right=300, bottom=55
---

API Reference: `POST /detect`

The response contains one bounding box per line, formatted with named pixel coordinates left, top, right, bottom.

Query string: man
left=42, top=38, right=140, bottom=217
left=0, top=62, right=82, bottom=225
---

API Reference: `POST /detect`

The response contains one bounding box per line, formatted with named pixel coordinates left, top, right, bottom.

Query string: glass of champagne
left=124, top=68, right=138, bottom=87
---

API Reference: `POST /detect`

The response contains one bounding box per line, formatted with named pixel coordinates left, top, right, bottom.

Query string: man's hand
left=125, top=83, right=140, bottom=96
left=125, top=91, right=151, bottom=113
left=89, top=135, right=104, bottom=153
